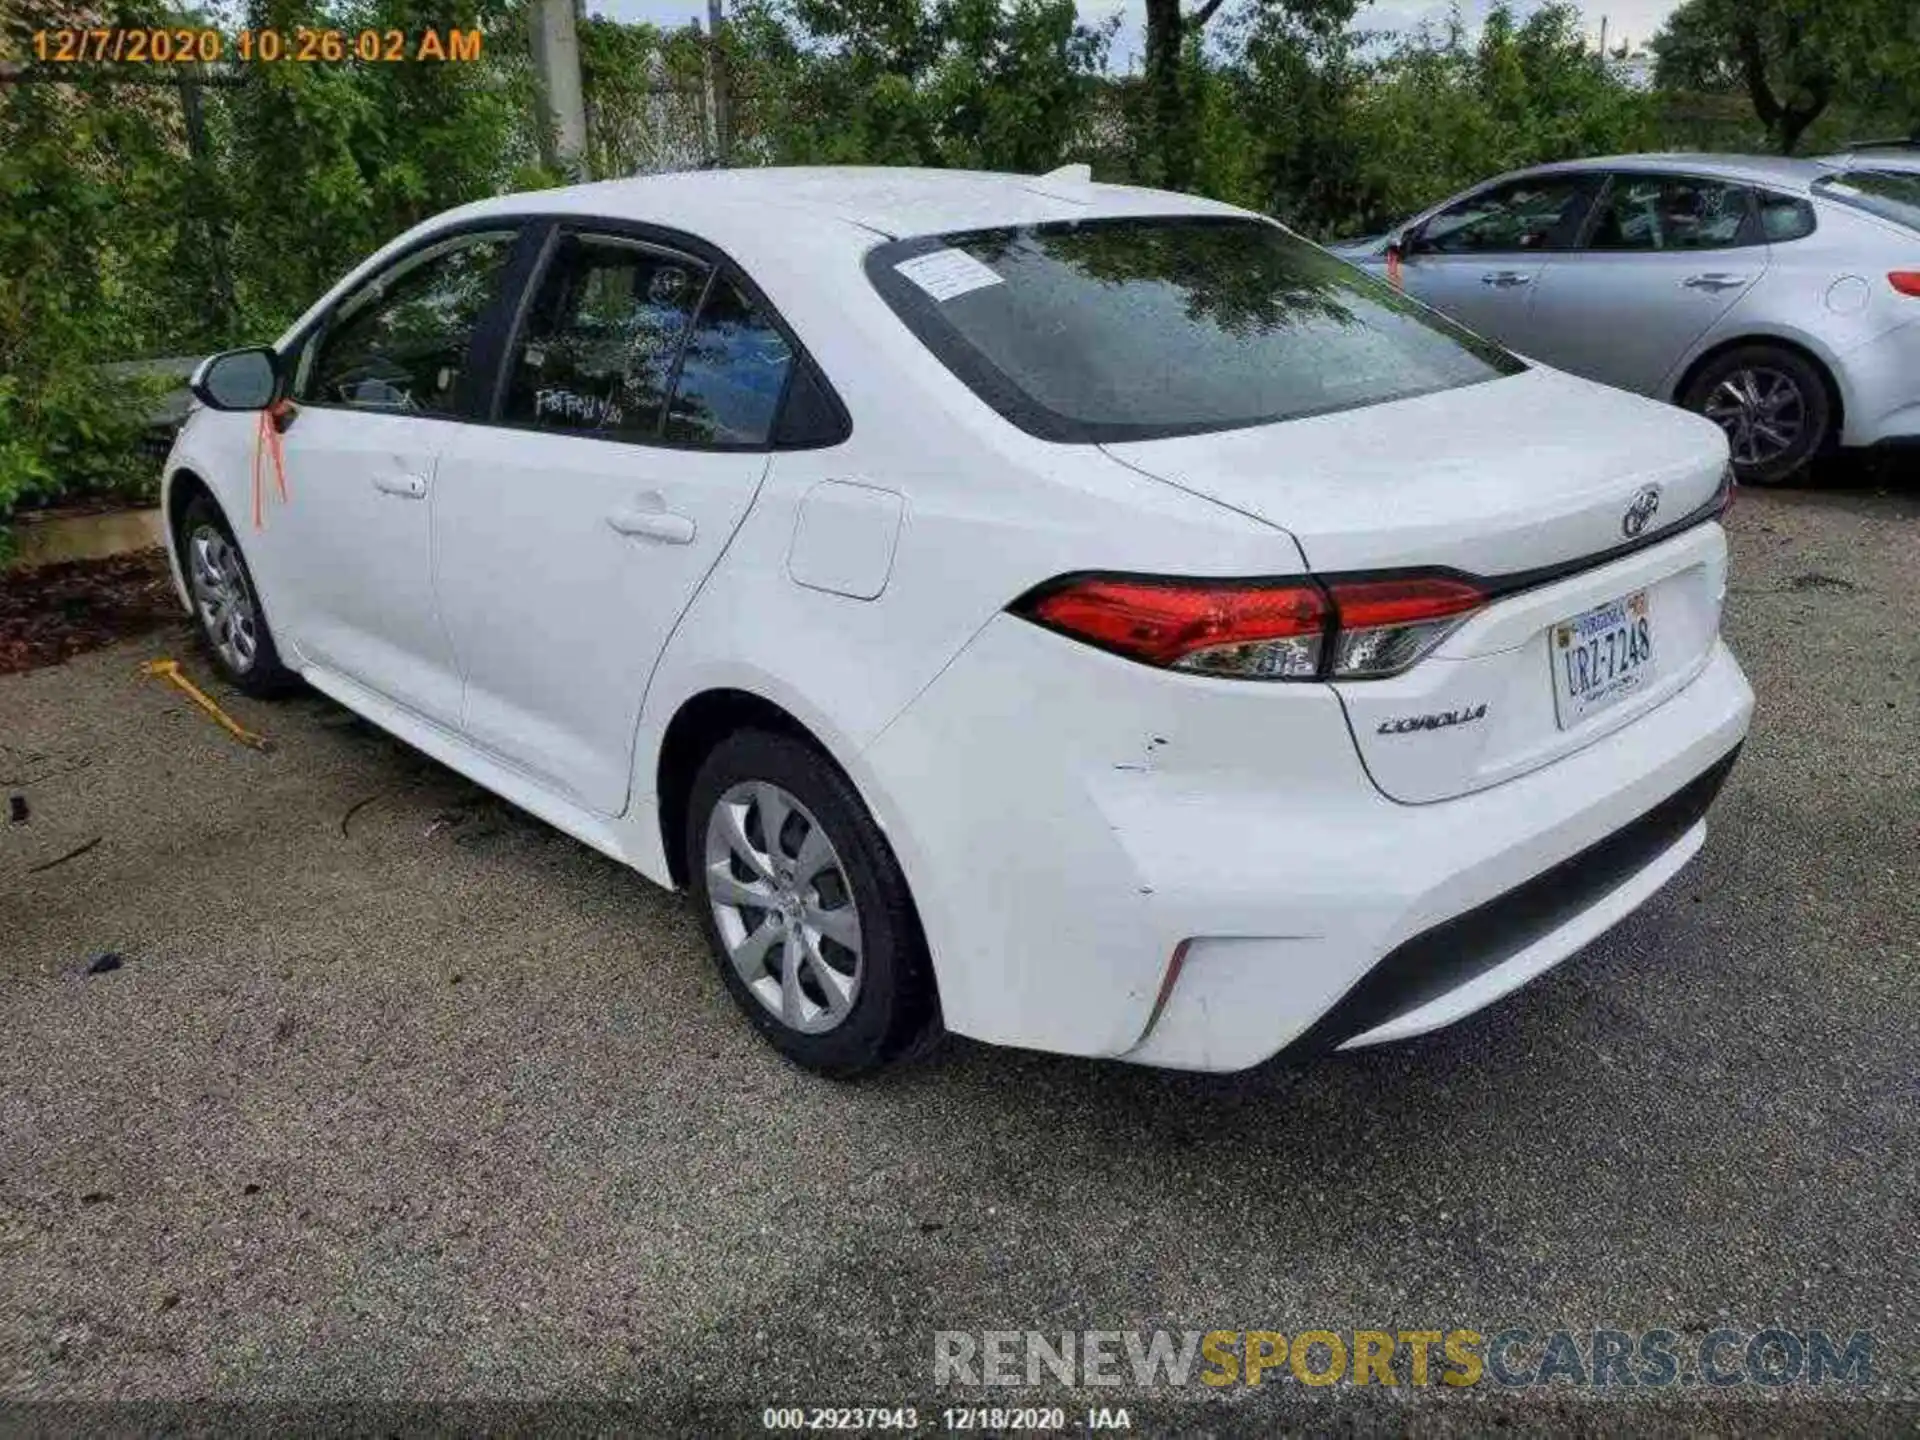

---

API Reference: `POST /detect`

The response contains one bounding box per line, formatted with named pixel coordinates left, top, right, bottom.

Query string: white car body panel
left=1104, top=364, right=1727, bottom=575
left=430, top=424, right=772, bottom=815
left=162, top=166, right=1755, bottom=1071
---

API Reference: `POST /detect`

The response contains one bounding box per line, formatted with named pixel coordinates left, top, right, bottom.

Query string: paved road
left=1, top=482, right=1915, bottom=1430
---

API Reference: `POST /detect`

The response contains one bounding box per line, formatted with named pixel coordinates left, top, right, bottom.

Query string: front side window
left=867, top=217, right=1525, bottom=444
left=1416, top=176, right=1597, bottom=254
left=301, top=231, right=516, bottom=414
left=503, top=234, right=712, bottom=440
left=1586, top=175, right=1753, bottom=250
left=1812, top=169, right=1920, bottom=235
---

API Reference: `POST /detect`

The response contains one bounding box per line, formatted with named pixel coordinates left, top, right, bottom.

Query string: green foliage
left=223, top=0, right=538, bottom=336
left=1333, top=5, right=1659, bottom=233
left=578, top=15, right=710, bottom=176
left=734, top=0, right=1110, bottom=170
left=1652, top=0, right=1919, bottom=153
left=0, top=69, right=160, bottom=537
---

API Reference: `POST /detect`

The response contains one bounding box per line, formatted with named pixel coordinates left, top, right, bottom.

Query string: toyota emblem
left=1622, top=485, right=1662, bottom=538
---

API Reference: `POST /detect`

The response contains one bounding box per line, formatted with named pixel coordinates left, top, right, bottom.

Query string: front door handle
left=372, top=473, right=428, bottom=499
left=608, top=503, right=696, bottom=545
left=1480, top=270, right=1533, bottom=288
left=1683, top=273, right=1751, bottom=292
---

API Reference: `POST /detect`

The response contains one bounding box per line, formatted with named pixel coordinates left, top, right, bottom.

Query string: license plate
left=1551, top=590, right=1655, bottom=728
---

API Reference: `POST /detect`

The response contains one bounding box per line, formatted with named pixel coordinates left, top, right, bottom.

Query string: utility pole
left=705, top=0, right=730, bottom=166
left=531, top=0, right=589, bottom=178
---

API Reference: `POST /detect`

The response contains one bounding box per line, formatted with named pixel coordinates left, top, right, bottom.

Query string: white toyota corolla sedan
left=164, top=165, right=1754, bottom=1075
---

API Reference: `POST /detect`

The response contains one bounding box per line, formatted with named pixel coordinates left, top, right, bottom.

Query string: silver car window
left=1586, top=176, right=1753, bottom=251
left=1812, top=170, right=1920, bottom=234
left=1415, top=176, right=1597, bottom=254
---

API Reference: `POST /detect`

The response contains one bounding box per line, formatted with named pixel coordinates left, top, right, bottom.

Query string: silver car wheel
left=704, top=780, right=863, bottom=1034
left=1701, top=366, right=1805, bottom=469
left=187, top=525, right=260, bottom=673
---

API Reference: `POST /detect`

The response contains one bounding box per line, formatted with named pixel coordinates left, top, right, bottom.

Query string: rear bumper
left=1124, top=643, right=1751, bottom=1071
left=1837, top=318, right=1920, bottom=447
left=858, top=615, right=1753, bottom=1071
left=1281, top=741, right=1739, bottom=1058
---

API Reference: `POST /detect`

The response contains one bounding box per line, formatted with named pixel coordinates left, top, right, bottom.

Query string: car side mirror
left=190, top=346, right=281, bottom=412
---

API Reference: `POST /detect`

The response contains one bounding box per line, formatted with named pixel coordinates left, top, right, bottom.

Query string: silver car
left=1822, top=136, right=1920, bottom=175
left=1331, top=154, right=1920, bottom=484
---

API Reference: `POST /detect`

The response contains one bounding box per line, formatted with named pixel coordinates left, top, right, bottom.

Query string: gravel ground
left=0, top=480, right=1915, bottom=1433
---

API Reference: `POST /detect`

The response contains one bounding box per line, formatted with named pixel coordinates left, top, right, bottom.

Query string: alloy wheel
left=187, top=525, right=260, bottom=673
left=704, top=780, right=864, bottom=1034
left=1700, top=366, right=1805, bottom=469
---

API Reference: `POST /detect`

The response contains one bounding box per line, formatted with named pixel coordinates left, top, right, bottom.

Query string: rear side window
left=1757, top=190, right=1817, bottom=242
left=663, top=278, right=795, bottom=446
left=1586, top=175, right=1753, bottom=250
left=504, top=234, right=711, bottom=440
left=867, top=217, right=1524, bottom=444
left=1812, top=170, right=1920, bottom=234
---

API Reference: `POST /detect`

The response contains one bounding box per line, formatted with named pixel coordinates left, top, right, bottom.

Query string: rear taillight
left=1022, top=576, right=1328, bottom=679
left=1889, top=271, right=1920, bottom=297
left=1712, top=461, right=1737, bottom=517
left=1324, top=574, right=1485, bottom=678
left=1014, top=570, right=1485, bottom=681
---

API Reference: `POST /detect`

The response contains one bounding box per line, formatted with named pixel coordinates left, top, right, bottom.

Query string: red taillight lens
left=1889, top=271, right=1920, bottom=297
left=1016, top=570, right=1488, bottom=681
left=1325, top=575, right=1485, bottom=629
left=1325, top=574, right=1486, bottom=677
left=1023, top=576, right=1328, bottom=678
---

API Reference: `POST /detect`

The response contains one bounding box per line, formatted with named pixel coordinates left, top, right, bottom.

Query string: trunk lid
left=1103, top=366, right=1733, bottom=803
left=1101, top=365, right=1727, bottom=576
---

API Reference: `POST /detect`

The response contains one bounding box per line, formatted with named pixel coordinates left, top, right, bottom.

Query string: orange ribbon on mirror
left=1386, top=247, right=1404, bottom=292
left=251, top=399, right=294, bottom=529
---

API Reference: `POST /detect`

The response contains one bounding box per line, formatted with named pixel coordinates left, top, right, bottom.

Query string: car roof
left=1514, top=152, right=1852, bottom=193
left=435, top=165, right=1245, bottom=249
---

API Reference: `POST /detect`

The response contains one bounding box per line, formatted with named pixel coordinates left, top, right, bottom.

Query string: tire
left=176, top=493, right=298, bottom=697
left=1681, top=344, right=1833, bottom=487
left=685, top=728, right=937, bottom=1077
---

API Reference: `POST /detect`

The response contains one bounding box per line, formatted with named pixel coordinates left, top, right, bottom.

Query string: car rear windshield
left=865, top=216, right=1526, bottom=443
left=1812, top=170, right=1920, bottom=233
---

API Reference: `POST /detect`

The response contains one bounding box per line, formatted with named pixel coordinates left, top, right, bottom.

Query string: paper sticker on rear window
left=894, top=248, right=1004, bottom=302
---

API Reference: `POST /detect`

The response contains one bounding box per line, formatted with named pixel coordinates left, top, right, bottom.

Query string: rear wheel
left=177, top=493, right=297, bottom=697
left=686, top=728, right=935, bottom=1076
left=1681, top=344, right=1832, bottom=487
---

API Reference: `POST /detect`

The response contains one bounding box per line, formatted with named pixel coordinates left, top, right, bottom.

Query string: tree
left=1652, top=0, right=1918, bottom=154
left=733, top=0, right=1109, bottom=171
left=1139, top=0, right=1355, bottom=193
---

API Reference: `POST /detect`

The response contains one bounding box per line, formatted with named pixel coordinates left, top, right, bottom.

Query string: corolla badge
left=1376, top=703, right=1488, bottom=736
left=1622, top=484, right=1662, bottom=538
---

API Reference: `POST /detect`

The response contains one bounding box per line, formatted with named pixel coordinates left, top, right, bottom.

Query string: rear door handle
left=608, top=504, right=696, bottom=545
left=1480, top=270, right=1533, bottom=288
left=372, top=473, right=428, bottom=499
left=1683, top=273, right=1751, bottom=292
